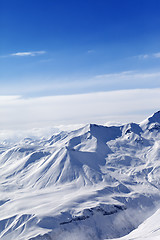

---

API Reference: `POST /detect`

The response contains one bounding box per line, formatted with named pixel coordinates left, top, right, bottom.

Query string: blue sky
left=1, top=0, right=160, bottom=96
left=0, top=0, right=160, bottom=130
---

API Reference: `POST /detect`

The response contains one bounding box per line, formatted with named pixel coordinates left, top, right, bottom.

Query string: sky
left=0, top=0, right=160, bottom=133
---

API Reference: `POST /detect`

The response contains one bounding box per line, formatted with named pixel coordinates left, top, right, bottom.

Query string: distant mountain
left=0, top=111, right=160, bottom=239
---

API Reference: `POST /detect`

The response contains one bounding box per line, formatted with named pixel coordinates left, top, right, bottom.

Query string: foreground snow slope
left=0, top=111, right=160, bottom=239
left=108, top=208, right=160, bottom=240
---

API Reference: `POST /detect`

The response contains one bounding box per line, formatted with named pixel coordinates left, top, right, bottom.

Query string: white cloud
left=87, top=49, right=95, bottom=54
left=153, top=52, right=160, bottom=58
left=135, top=52, right=160, bottom=59
left=94, top=70, right=160, bottom=84
left=10, top=51, right=46, bottom=57
left=137, top=54, right=149, bottom=59
left=0, top=88, right=159, bottom=132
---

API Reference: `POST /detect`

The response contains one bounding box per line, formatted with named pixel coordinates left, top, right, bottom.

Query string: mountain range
left=0, top=111, right=160, bottom=239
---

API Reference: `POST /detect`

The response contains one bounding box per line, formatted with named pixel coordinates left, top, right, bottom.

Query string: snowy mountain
left=0, top=111, right=160, bottom=239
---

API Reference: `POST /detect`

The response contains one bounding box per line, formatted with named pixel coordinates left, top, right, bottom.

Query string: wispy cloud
left=95, top=71, right=160, bottom=81
left=87, top=49, right=95, bottom=54
left=135, top=52, right=160, bottom=60
left=137, top=54, right=149, bottom=59
left=153, top=52, right=160, bottom=58
left=1, top=70, right=160, bottom=96
left=10, top=51, right=46, bottom=57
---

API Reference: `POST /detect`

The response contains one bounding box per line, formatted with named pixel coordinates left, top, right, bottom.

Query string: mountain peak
left=148, top=110, right=160, bottom=123
left=141, top=111, right=160, bottom=124
left=140, top=111, right=160, bottom=131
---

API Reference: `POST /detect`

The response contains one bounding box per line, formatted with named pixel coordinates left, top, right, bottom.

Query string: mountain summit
left=140, top=110, right=160, bottom=132
left=148, top=110, right=160, bottom=123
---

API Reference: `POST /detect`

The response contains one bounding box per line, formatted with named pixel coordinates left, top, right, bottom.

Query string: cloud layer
left=0, top=88, right=159, bottom=132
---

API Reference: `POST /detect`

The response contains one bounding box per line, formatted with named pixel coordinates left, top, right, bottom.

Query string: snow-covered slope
left=108, top=208, right=160, bottom=240
left=0, top=111, right=160, bottom=239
